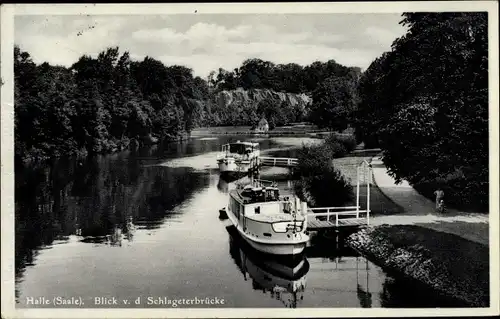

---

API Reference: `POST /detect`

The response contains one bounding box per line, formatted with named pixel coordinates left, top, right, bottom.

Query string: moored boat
left=224, top=179, right=310, bottom=256
left=217, top=141, right=260, bottom=178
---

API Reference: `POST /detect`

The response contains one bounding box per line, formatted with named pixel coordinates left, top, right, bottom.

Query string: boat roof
left=228, top=141, right=259, bottom=146
left=230, top=186, right=279, bottom=204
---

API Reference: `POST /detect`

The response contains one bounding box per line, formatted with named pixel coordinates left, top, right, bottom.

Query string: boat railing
left=251, top=179, right=278, bottom=188
left=307, top=206, right=369, bottom=225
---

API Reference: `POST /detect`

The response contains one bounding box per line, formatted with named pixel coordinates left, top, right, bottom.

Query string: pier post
left=302, top=202, right=308, bottom=230
left=335, top=230, right=339, bottom=250
left=366, top=258, right=369, bottom=292
left=356, top=166, right=360, bottom=218
left=356, top=256, right=359, bottom=285
left=367, top=166, right=371, bottom=225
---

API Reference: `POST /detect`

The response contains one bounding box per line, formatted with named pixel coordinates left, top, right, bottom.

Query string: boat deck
left=306, top=217, right=368, bottom=230
left=251, top=213, right=305, bottom=223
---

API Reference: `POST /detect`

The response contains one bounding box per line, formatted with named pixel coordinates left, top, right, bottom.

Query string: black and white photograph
left=1, top=2, right=498, bottom=318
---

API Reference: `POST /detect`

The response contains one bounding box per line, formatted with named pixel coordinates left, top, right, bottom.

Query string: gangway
left=259, top=156, right=298, bottom=168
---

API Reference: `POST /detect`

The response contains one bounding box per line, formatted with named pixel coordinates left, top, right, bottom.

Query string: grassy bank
left=346, top=225, right=489, bottom=307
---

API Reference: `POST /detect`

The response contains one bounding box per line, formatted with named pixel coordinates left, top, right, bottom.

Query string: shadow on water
left=313, top=230, right=468, bottom=308
left=14, top=150, right=208, bottom=283
left=226, top=222, right=469, bottom=308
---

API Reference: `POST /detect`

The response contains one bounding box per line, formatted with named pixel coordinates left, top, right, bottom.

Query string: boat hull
left=218, top=159, right=258, bottom=176
left=219, top=169, right=247, bottom=180
left=241, top=235, right=306, bottom=255
left=225, top=204, right=309, bottom=256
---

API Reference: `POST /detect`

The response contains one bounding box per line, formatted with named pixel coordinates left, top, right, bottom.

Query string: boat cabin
left=240, top=185, right=280, bottom=204
left=221, top=141, right=259, bottom=157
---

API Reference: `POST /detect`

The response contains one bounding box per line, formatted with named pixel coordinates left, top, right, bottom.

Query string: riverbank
left=190, top=125, right=332, bottom=137
left=346, top=225, right=489, bottom=307
left=202, top=130, right=329, bottom=137
left=324, top=147, right=490, bottom=308
left=16, top=131, right=192, bottom=166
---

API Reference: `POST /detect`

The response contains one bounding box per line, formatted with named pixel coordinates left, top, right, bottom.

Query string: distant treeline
left=14, top=45, right=360, bottom=163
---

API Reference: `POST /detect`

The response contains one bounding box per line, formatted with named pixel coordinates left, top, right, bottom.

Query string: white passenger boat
left=225, top=179, right=309, bottom=255
left=217, top=141, right=260, bottom=178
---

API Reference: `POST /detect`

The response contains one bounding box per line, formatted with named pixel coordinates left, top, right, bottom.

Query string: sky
left=14, top=14, right=408, bottom=78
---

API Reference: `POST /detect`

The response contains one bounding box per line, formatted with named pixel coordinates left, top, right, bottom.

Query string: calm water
left=15, top=135, right=463, bottom=308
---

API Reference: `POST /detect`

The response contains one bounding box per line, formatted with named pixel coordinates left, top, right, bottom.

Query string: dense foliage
left=353, top=13, right=488, bottom=210
left=210, top=59, right=361, bottom=95
left=15, top=46, right=212, bottom=162
left=293, top=135, right=356, bottom=206
left=15, top=46, right=360, bottom=162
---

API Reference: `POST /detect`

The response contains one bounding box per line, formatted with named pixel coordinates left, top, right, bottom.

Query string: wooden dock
left=254, top=159, right=372, bottom=231
left=307, top=218, right=368, bottom=229
left=305, top=206, right=369, bottom=230
left=304, top=161, right=373, bottom=231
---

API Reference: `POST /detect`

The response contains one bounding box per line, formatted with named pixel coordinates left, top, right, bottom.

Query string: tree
left=238, top=58, right=276, bottom=90
left=309, top=76, right=357, bottom=131
left=355, top=12, right=488, bottom=210
left=353, top=52, right=393, bottom=147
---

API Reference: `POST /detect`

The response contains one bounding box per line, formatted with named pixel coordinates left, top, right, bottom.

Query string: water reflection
left=226, top=225, right=308, bottom=308
left=15, top=151, right=208, bottom=285
left=217, top=176, right=237, bottom=194
left=226, top=221, right=467, bottom=308
left=15, top=135, right=470, bottom=308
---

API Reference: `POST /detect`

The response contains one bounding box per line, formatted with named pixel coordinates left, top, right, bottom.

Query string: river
left=14, top=134, right=462, bottom=308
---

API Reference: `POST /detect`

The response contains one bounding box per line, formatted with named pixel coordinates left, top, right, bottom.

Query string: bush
left=294, top=144, right=332, bottom=177
left=294, top=167, right=353, bottom=207
left=325, top=140, right=347, bottom=158
left=324, top=133, right=357, bottom=155
left=292, top=143, right=353, bottom=207
left=336, top=134, right=358, bottom=152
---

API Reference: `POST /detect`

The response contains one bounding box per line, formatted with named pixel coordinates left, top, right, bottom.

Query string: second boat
left=225, top=179, right=310, bottom=256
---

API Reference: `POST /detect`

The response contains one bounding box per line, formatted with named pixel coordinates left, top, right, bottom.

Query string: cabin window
left=230, top=197, right=240, bottom=219
left=271, top=222, right=290, bottom=233
left=229, top=144, right=246, bottom=155
left=255, top=206, right=260, bottom=214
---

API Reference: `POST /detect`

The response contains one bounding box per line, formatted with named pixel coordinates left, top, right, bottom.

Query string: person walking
left=434, top=188, right=445, bottom=213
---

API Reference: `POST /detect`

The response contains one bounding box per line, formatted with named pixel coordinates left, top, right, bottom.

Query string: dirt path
left=370, top=156, right=489, bottom=246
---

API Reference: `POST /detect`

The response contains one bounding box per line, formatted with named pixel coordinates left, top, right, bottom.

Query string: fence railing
left=259, top=156, right=299, bottom=167
left=306, top=206, right=370, bottom=226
